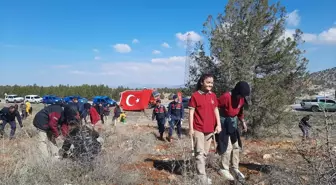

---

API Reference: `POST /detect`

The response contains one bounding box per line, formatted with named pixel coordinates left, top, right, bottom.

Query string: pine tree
left=189, top=0, right=309, bottom=136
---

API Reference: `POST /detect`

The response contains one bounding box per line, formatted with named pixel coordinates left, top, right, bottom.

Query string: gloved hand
left=55, top=136, right=64, bottom=147
left=180, top=119, right=183, bottom=125
left=96, top=137, right=104, bottom=144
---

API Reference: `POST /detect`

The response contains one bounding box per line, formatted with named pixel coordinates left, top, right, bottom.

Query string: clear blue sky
left=1, top=0, right=335, bottom=87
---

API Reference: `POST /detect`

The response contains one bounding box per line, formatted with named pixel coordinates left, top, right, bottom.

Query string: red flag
left=89, top=107, right=100, bottom=125
left=177, top=92, right=182, bottom=103
left=120, top=90, right=152, bottom=111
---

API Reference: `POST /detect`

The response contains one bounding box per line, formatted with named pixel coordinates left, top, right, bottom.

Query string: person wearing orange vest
left=152, top=99, right=167, bottom=141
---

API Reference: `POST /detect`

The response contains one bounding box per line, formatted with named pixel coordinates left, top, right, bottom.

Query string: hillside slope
left=310, top=67, right=336, bottom=88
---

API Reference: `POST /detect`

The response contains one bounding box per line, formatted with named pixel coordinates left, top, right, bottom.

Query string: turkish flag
left=120, top=90, right=152, bottom=111
left=89, top=107, right=100, bottom=125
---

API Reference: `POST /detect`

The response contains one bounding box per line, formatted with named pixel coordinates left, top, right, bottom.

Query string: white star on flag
left=136, top=98, right=140, bottom=103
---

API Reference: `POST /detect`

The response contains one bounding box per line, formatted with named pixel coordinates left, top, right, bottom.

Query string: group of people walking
left=152, top=94, right=184, bottom=142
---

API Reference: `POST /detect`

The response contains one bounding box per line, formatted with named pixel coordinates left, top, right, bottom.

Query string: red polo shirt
left=218, top=92, right=244, bottom=120
left=188, top=90, right=218, bottom=133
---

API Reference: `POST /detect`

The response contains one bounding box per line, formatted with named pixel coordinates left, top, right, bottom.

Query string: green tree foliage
left=0, top=85, right=190, bottom=100
left=188, top=0, right=309, bottom=136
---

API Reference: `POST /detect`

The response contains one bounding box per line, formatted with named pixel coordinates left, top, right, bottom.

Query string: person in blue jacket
left=167, top=95, right=184, bottom=142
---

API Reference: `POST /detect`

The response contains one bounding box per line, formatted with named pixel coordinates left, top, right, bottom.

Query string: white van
left=25, top=95, right=43, bottom=104
left=5, top=94, right=24, bottom=103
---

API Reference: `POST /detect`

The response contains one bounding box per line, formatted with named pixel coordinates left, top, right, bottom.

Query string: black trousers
left=100, top=115, right=104, bottom=124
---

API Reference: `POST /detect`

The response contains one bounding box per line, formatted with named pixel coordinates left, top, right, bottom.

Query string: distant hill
left=310, top=67, right=336, bottom=89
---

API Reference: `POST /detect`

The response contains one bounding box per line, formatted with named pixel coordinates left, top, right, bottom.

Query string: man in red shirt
left=188, top=74, right=221, bottom=185
left=217, top=81, right=250, bottom=181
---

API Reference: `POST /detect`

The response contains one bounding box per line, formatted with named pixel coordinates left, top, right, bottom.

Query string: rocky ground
left=0, top=101, right=335, bottom=185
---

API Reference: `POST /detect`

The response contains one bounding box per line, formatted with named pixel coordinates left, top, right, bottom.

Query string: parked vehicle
left=25, top=95, right=43, bottom=103
left=167, top=92, right=189, bottom=109
left=93, top=96, right=116, bottom=107
left=182, top=97, right=190, bottom=108
left=300, top=98, right=336, bottom=112
left=5, top=94, right=24, bottom=103
left=149, top=90, right=161, bottom=108
left=63, top=95, right=88, bottom=104
left=42, top=95, right=63, bottom=105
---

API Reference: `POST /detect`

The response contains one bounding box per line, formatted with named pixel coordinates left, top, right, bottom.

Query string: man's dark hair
left=63, top=104, right=79, bottom=123
left=196, top=73, right=214, bottom=90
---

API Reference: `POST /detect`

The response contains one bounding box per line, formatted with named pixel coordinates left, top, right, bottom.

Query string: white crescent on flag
left=126, top=94, right=140, bottom=106
left=126, top=94, right=135, bottom=106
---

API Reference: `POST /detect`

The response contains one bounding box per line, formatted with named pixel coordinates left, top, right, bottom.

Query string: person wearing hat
left=0, top=105, right=23, bottom=139
left=216, top=81, right=250, bottom=181
left=33, top=104, right=77, bottom=159
left=167, top=94, right=184, bottom=142
left=152, top=99, right=168, bottom=140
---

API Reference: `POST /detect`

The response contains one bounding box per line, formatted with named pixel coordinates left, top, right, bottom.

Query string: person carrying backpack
left=216, top=81, right=250, bottom=181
